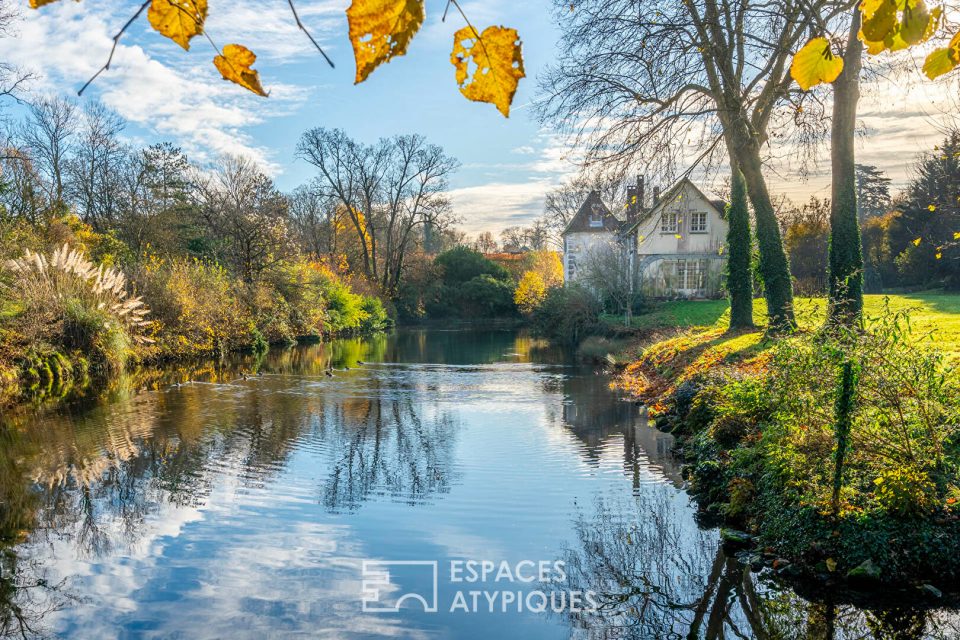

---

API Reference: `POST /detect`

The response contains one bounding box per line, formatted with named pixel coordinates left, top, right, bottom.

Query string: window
left=676, top=259, right=705, bottom=290
left=690, top=212, right=708, bottom=233
left=661, top=212, right=678, bottom=233
left=567, top=258, right=577, bottom=279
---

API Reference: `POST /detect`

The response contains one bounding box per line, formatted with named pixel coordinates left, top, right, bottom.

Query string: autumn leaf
left=928, top=203, right=937, bottom=211
left=214, top=44, right=268, bottom=97
left=790, top=37, right=844, bottom=91
left=450, top=25, right=525, bottom=117
left=924, top=30, right=960, bottom=79
left=28, top=0, right=60, bottom=8
left=148, top=0, right=207, bottom=50
left=913, top=237, right=922, bottom=246
left=346, top=0, right=424, bottom=84
left=860, top=0, right=898, bottom=42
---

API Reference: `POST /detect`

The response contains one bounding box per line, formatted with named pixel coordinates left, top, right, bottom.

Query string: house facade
left=562, top=178, right=728, bottom=299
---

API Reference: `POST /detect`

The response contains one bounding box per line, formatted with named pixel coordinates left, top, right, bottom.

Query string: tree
left=65, top=102, right=126, bottom=229
left=782, top=196, right=831, bottom=294
left=288, top=183, right=338, bottom=258
left=725, top=167, right=754, bottom=329
left=194, top=155, right=290, bottom=283
left=579, top=240, right=635, bottom=323
left=18, top=96, right=77, bottom=212
left=826, top=9, right=865, bottom=325
left=537, top=0, right=842, bottom=329
left=499, top=226, right=527, bottom=252
left=296, top=128, right=459, bottom=295
left=514, top=249, right=563, bottom=315
left=856, top=164, right=892, bottom=221
left=789, top=0, right=957, bottom=323
left=473, top=231, right=498, bottom=254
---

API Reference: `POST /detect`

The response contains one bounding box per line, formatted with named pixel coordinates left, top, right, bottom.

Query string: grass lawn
left=605, top=290, right=960, bottom=363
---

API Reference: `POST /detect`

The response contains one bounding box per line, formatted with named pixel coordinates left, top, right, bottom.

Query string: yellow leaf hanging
left=928, top=203, right=937, bottom=211
left=924, top=30, right=960, bottom=79
left=913, top=237, right=922, bottom=246
left=923, top=46, right=956, bottom=79
left=148, top=0, right=207, bottom=50
left=214, top=44, right=268, bottom=97
left=860, top=0, right=898, bottom=43
left=790, top=37, right=844, bottom=91
left=28, top=0, right=60, bottom=7
left=953, top=231, right=960, bottom=240
left=451, top=25, right=525, bottom=117
left=346, top=0, right=424, bottom=84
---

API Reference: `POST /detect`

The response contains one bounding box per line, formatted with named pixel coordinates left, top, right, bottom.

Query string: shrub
left=434, top=246, right=511, bottom=285
left=133, top=255, right=252, bottom=359
left=359, top=296, right=390, bottom=333
left=3, top=245, right=149, bottom=372
left=531, top=285, right=601, bottom=345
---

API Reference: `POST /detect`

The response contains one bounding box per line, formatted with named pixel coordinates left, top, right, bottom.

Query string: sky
left=2, top=0, right=959, bottom=236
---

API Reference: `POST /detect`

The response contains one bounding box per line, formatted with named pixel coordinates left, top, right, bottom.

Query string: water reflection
left=0, top=330, right=956, bottom=638
left=559, top=493, right=960, bottom=639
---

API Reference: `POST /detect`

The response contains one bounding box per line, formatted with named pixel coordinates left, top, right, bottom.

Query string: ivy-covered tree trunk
left=726, top=163, right=754, bottom=329
left=735, top=140, right=797, bottom=331
left=828, top=10, right=865, bottom=326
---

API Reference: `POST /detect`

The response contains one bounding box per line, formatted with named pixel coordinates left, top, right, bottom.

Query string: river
left=0, top=329, right=956, bottom=639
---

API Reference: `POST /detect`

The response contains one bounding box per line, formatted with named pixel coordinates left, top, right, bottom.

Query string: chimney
left=638, top=176, right=645, bottom=209
left=626, top=184, right=637, bottom=216
left=653, top=185, right=661, bottom=205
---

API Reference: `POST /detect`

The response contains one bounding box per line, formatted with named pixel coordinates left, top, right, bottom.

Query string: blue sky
left=3, top=0, right=958, bottom=235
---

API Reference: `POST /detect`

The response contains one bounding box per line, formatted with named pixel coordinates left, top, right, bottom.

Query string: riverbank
left=0, top=219, right=391, bottom=407
left=611, top=293, right=960, bottom=591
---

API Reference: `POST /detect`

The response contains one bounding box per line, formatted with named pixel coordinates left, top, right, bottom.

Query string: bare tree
left=65, top=101, right=126, bottom=228
left=579, top=240, right=635, bottom=323
left=537, top=0, right=847, bottom=329
left=195, top=155, right=290, bottom=283
left=289, top=182, right=339, bottom=257
left=473, top=231, right=498, bottom=253
left=297, top=128, right=459, bottom=294
left=18, top=96, right=76, bottom=210
left=499, top=226, right=527, bottom=252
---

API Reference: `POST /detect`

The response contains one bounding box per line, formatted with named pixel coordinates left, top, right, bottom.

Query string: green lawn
left=605, top=291, right=960, bottom=360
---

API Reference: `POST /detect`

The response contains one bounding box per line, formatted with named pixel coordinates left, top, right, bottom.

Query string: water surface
left=0, top=329, right=957, bottom=639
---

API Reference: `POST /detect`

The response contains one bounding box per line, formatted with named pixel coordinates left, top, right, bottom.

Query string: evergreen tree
left=855, top=164, right=891, bottom=221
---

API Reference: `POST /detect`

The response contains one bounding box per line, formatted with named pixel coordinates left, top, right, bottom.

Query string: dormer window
left=589, top=204, right=604, bottom=227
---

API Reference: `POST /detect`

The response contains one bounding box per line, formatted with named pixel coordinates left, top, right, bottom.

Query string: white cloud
left=449, top=179, right=555, bottom=234
left=0, top=0, right=339, bottom=172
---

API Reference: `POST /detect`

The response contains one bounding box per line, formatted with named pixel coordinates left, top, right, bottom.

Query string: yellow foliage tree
left=514, top=271, right=547, bottom=316
left=514, top=250, right=563, bottom=315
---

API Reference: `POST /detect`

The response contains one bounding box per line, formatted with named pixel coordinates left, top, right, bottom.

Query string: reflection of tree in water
left=559, top=492, right=960, bottom=639
left=319, top=381, right=458, bottom=512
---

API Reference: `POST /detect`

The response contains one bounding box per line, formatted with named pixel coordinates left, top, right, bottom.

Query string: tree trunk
left=725, top=161, right=754, bottom=330
left=828, top=10, right=865, bottom=326
left=735, top=138, right=797, bottom=331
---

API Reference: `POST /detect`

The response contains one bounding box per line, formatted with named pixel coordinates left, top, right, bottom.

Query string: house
left=562, top=178, right=728, bottom=298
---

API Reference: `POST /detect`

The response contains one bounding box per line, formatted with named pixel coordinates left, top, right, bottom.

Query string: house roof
left=560, top=190, right=622, bottom=236
left=620, top=177, right=726, bottom=237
